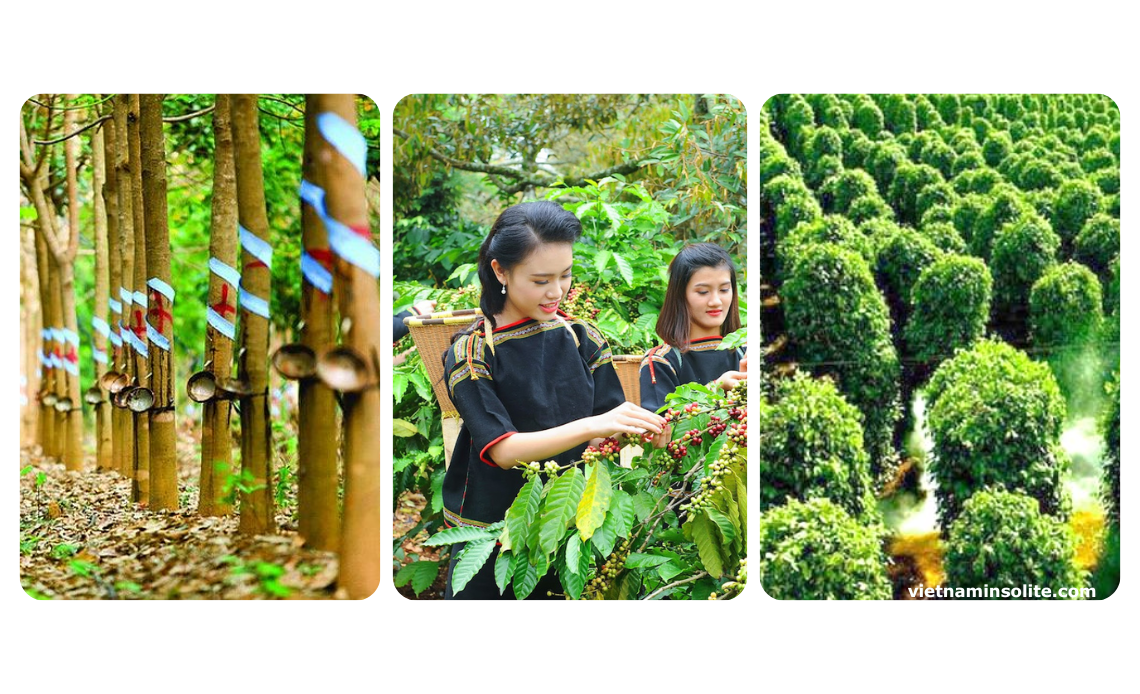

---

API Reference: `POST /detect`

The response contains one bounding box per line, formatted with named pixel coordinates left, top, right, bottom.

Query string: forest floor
left=19, top=424, right=342, bottom=600
left=392, top=491, right=446, bottom=600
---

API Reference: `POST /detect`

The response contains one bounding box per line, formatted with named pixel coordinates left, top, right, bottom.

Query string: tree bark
left=20, top=121, right=67, bottom=462
left=91, top=116, right=113, bottom=471
left=31, top=228, right=56, bottom=457
left=47, top=255, right=68, bottom=462
left=199, top=94, right=238, bottom=517
left=59, top=97, right=84, bottom=471
left=112, top=95, right=136, bottom=480
left=104, top=111, right=126, bottom=477
left=127, top=94, right=150, bottom=503
left=20, top=226, right=40, bottom=447
left=298, top=96, right=340, bottom=550
left=315, top=95, right=382, bottom=598
left=140, top=94, right=177, bottom=510
left=231, top=94, right=275, bottom=534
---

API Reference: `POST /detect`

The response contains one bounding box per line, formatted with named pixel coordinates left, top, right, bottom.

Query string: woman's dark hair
left=469, top=201, right=582, bottom=334
left=656, top=243, right=741, bottom=350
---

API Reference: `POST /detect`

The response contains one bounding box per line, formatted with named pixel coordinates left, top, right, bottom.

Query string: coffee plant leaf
left=613, top=252, right=634, bottom=286
left=609, top=490, right=636, bottom=539
left=632, top=491, right=659, bottom=522
left=576, top=461, right=613, bottom=540
left=703, top=436, right=726, bottom=478
left=625, top=552, right=671, bottom=569
left=720, top=326, right=747, bottom=351
left=394, top=560, right=440, bottom=596
left=618, top=572, right=642, bottom=600
left=558, top=546, right=586, bottom=600
left=657, top=560, right=685, bottom=582
left=736, top=474, right=748, bottom=528
left=424, top=524, right=497, bottom=547
left=392, top=419, right=418, bottom=438
left=393, top=373, right=409, bottom=405
left=706, top=507, right=738, bottom=548
left=430, top=467, right=445, bottom=514
left=494, top=549, right=514, bottom=595
left=451, top=539, right=496, bottom=596
left=689, top=511, right=725, bottom=578
left=505, top=475, right=543, bottom=556
left=409, top=370, right=432, bottom=403
left=591, top=507, right=621, bottom=558
left=513, top=553, right=541, bottom=599
left=565, top=533, right=583, bottom=575
left=534, top=468, right=586, bottom=561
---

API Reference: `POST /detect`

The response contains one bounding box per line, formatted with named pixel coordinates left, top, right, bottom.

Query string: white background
left=3, top=1, right=1134, bottom=691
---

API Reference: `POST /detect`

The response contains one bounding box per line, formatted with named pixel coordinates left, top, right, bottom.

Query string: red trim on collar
left=493, top=309, right=573, bottom=332
left=690, top=335, right=723, bottom=343
left=480, top=431, right=517, bottom=467
left=493, top=317, right=532, bottom=332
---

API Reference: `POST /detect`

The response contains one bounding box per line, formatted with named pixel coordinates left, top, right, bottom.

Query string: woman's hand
left=412, top=298, right=438, bottom=316
left=716, top=370, right=747, bottom=392
left=590, top=402, right=666, bottom=439
left=486, top=403, right=665, bottom=470
left=648, top=423, right=672, bottom=449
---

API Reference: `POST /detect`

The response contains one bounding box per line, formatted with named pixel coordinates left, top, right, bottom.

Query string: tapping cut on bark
left=231, top=94, right=275, bottom=535
left=112, top=95, right=136, bottom=482
left=199, top=95, right=238, bottom=517
left=296, top=96, right=341, bottom=551
left=127, top=94, right=150, bottom=504
left=104, top=110, right=126, bottom=478
left=314, top=95, right=382, bottom=598
left=140, top=94, right=178, bottom=510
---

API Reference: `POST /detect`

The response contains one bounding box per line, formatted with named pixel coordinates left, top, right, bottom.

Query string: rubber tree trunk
left=22, top=161, right=68, bottom=461
left=127, top=94, right=150, bottom=504
left=139, top=95, right=178, bottom=509
left=199, top=94, right=238, bottom=517
left=113, top=95, right=136, bottom=480
left=92, top=119, right=113, bottom=471
left=314, top=95, right=382, bottom=598
left=32, top=229, right=56, bottom=457
left=59, top=97, right=84, bottom=471
left=104, top=112, right=126, bottom=477
left=48, top=256, right=68, bottom=461
left=20, top=227, right=40, bottom=447
left=298, top=96, right=340, bottom=551
left=231, top=94, right=275, bottom=535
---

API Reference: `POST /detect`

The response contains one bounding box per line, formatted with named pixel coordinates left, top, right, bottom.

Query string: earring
left=501, top=284, right=506, bottom=294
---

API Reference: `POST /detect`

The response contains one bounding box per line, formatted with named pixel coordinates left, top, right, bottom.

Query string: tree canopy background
left=391, top=93, right=748, bottom=342
left=21, top=94, right=382, bottom=401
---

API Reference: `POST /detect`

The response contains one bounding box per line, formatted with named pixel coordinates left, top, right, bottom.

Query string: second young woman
left=640, top=243, right=746, bottom=413
left=442, top=201, right=666, bottom=600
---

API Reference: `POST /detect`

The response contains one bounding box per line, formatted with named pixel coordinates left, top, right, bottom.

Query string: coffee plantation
left=760, top=94, right=1119, bottom=599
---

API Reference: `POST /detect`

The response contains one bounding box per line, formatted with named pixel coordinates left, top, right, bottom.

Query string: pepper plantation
left=19, top=94, right=385, bottom=599
left=759, top=94, right=1119, bottom=598
left=391, top=94, right=750, bottom=599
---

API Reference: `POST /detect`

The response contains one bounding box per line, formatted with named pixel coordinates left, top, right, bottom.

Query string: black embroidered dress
left=638, top=336, right=745, bottom=412
left=441, top=312, right=625, bottom=599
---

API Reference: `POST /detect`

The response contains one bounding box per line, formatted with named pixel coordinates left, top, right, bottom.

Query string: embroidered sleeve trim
left=448, top=363, right=492, bottom=390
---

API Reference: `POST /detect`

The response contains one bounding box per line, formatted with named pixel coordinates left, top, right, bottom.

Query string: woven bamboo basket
left=403, top=308, right=482, bottom=466
left=402, top=308, right=482, bottom=417
left=611, top=354, right=643, bottom=404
